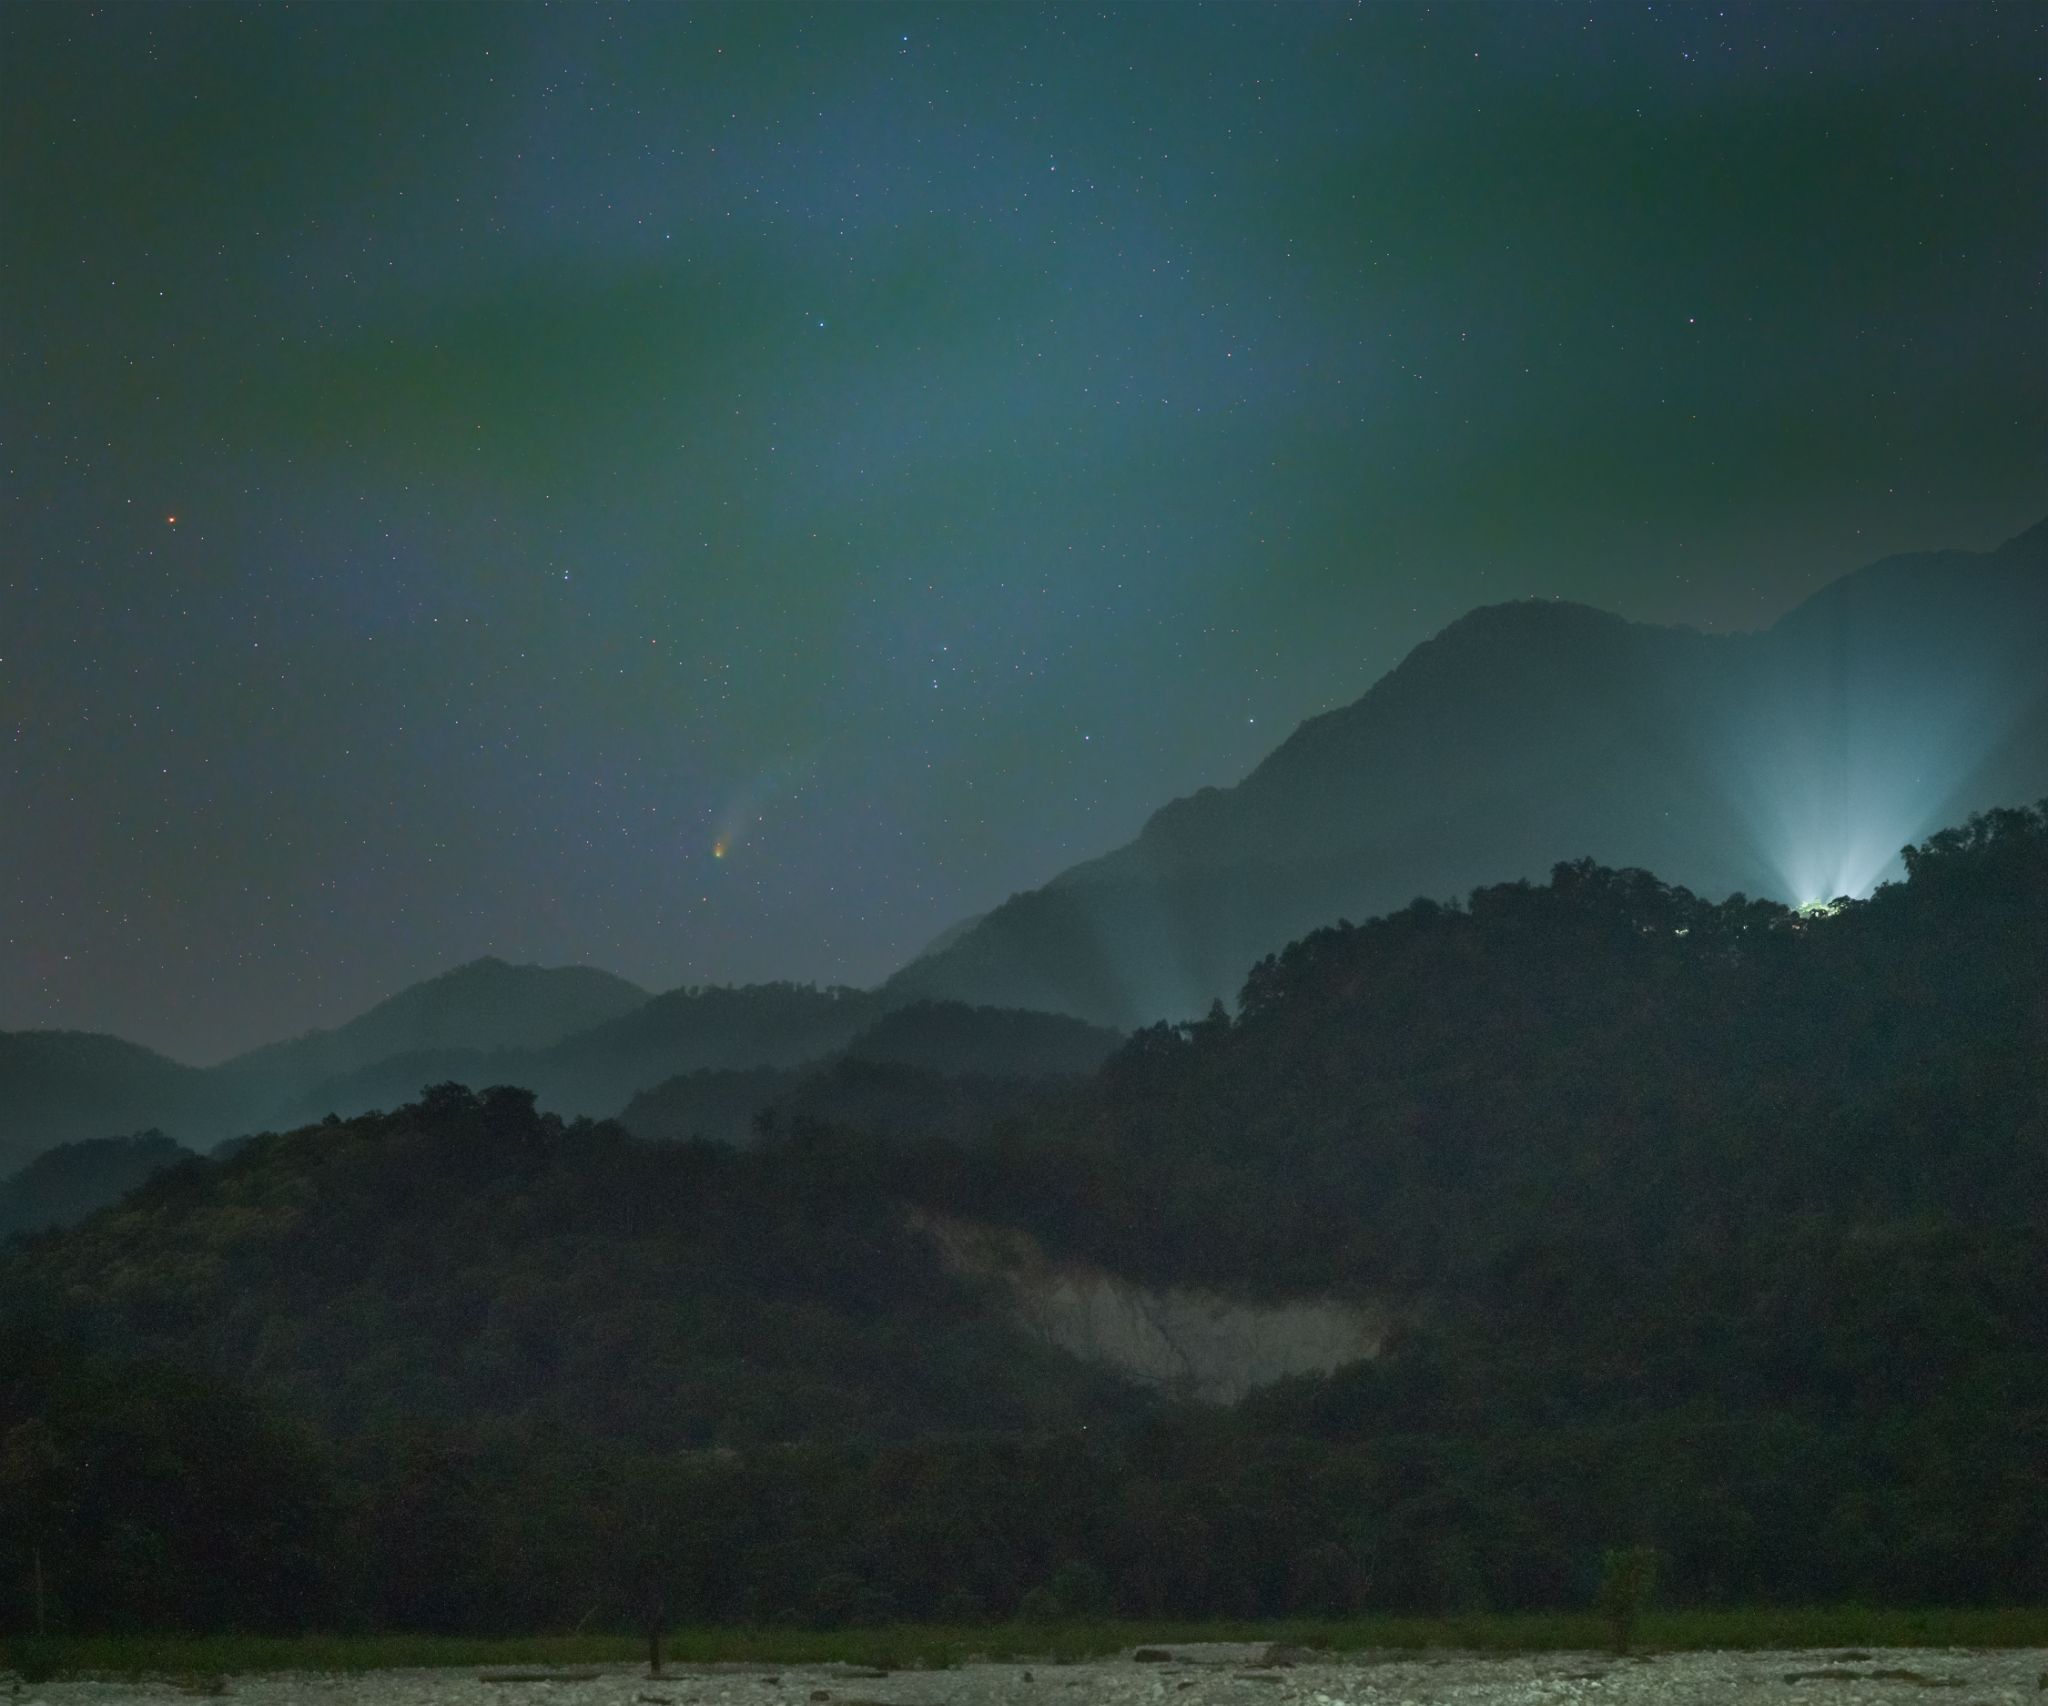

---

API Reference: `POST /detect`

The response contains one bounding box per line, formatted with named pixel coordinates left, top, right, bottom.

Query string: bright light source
left=1707, top=607, right=2038, bottom=911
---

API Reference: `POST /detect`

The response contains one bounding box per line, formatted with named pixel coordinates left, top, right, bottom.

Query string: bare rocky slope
left=917, top=1212, right=1388, bottom=1403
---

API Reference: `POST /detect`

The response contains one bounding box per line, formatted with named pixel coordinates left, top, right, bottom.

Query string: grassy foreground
left=7, top=1608, right=2047, bottom=1679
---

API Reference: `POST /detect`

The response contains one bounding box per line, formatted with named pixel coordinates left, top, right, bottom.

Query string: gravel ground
left=15, top=1645, right=2048, bottom=1706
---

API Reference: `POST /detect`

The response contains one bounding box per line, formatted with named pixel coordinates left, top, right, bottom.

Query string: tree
left=1597, top=1546, right=1659, bottom=1654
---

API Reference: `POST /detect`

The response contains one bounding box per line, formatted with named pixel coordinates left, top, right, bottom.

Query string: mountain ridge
left=5, top=803, right=2041, bottom=1622
left=886, top=519, right=2048, bottom=1025
left=0, top=974, right=1118, bottom=1184
left=6, top=518, right=2043, bottom=1162
left=221, top=955, right=652, bottom=1082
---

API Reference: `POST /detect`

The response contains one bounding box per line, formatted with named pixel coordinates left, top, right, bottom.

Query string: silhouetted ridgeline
left=0, top=1130, right=191, bottom=1241
left=224, top=957, right=652, bottom=1091
left=5, top=520, right=2041, bottom=1175
left=0, top=974, right=1115, bottom=1184
left=0, top=957, right=655, bottom=1173
left=2, top=804, right=2043, bottom=1631
left=0, top=1032, right=216, bottom=1177
left=261, top=980, right=885, bottom=1138
left=887, top=519, right=2048, bottom=1026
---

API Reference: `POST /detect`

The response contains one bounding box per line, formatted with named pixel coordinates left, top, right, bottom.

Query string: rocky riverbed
left=14, top=1645, right=2048, bottom=1705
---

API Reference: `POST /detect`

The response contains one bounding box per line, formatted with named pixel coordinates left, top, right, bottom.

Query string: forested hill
left=618, top=999, right=1122, bottom=1146
left=8, top=803, right=2044, bottom=1422
left=887, top=519, right=2048, bottom=1026
left=3, top=804, right=2044, bottom=1628
left=0, top=982, right=1120, bottom=1214
left=1023, top=801, right=2048, bottom=1296
left=0, top=1081, right=1133, bottom=1448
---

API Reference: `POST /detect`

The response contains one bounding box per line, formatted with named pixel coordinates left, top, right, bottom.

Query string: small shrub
left=1018, top=1560, right=1112, bottom=1622
left=933, top=1587, right=987, bottom=1624
left=3, top=1636, right=66, bottom=1684
left=1596, top=1546, right=1660, bottom=1654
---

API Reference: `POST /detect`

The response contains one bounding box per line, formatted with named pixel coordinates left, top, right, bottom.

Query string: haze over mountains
left=0, top=959, right=657, bottom=1174
left=3, top=513, right=2045, bottom=1625
left=0, top=1130, right=192, bottom=1241
left=888, top=518, right=2048, bottom=1025
left=2, top=520, right=2043, bottom=1176
left=228, top=957, right=652, bottom=1092
left=8, top=802, right=2044, bottom=1624
left=0, top=974, right=1115, bottom=1180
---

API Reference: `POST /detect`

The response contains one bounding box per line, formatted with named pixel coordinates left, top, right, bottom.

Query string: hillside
left=221, top=956, right=650, bottom=1091
left=0, top=1082, right=1129, bottom=1451
left=0, top=973, right=886, bottom=1166
left=887, top=520, right=2048, bottom=1026
left=619, top=1056, right=1079, bottom=1148
left=4, top=805, right=2044, bottom=1629
left=844, top=1000, right=1121, bottom=1078
left=0, top=1129, right=193, bottom=1240
left=11, top=806, right=2045, bottom=1390
left=618, top=1001, right=1121, bottom=1146
left=0, top=1032, right=217, bottom=1177
left=1022, top=804, right=2048, bottom=1296
left=8, top=523, right=2040, bottom=1168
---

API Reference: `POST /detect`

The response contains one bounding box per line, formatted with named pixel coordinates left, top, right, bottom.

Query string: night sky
left=3, top=3, right=2042, bottom=1062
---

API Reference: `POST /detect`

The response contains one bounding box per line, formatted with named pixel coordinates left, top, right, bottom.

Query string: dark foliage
left=2, top=806, right=2045, bottom=1631
left=0, top=1086, right=1130, bottom=1452
left=0, top=1331, right=332, bottom=1633
left=1028, top=802, right=2048, bottom=1295
left=842, top=1001, right=1122, bottom=1079
left=614, top=999, right=1118, bottom=1148
left=621, top=1056, right=1084, bottom=1149
left=616, top=1065, right=797, bottom=1146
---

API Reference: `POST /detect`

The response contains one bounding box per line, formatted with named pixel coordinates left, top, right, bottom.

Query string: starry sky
left=3, top=3, right=2043, bottom=1063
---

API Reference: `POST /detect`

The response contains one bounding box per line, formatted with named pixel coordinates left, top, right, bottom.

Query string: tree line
left=3, top=805, right=2044, bottom=1632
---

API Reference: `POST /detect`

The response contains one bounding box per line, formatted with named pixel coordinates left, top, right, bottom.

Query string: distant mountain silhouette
left=521, top=981, right=880, bottom=1109
left=886, top=519, right=2048, bottom=1026
left=5, top=521, right=2042, bottom=1163
left=0, top=1033, right=216, bottom=1177
left=0, top=976, right=904, bottom=1169
left=8, top=806, right=2042, bottom=1543
left=619, top=1056, right=1080, bottom=1149
left=260, top=980, right=896, bottom=1134
left=0, top=1129, right=193, bottom=1240
left=221, top=956, right=650, bottom=1092
left=0, top=957, right=644, bottom=1168
left=617, top=1065, right=796, bottom=1147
